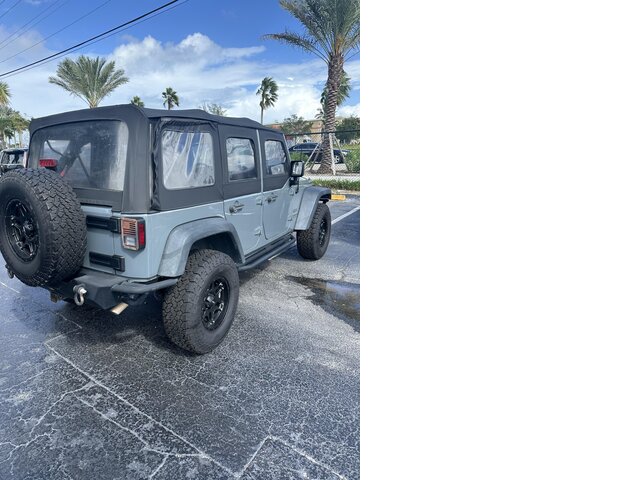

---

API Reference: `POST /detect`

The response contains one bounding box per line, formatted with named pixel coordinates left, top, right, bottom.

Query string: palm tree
left=0, top=82, right=11, bottom=107
left=264, top=0, right=359, bottom=174
left=0, top=107, right=28, bottom=147
left=10, top=110, right=28, bottom=146
left=130, top=96, right=145, bottom=107
left=256, top=77, right=278, bottom=124
left=48, top=56, right=129, bottom=108
left=162, top=87, right=179, bottom=110
left=317, top=71, right=352, bottom=121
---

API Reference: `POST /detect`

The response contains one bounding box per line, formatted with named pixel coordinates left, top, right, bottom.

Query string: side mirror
left=290, top=160, right=304, bottom=177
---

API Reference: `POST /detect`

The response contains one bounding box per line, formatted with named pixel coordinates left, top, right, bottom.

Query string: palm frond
left=48, top=55, right=129, bottom=108
left=262, top=31, right=328, bottom=62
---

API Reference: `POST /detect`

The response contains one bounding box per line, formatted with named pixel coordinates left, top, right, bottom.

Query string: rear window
left=29, top=120, right=128, bottom=191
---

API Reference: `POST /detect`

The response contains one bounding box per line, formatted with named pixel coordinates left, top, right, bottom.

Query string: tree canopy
left=336, top=116, right=359, bottom=143
left=130, top=96, right=145, bottom=107
left=280, top=114, right=314, bottom=135
left=200, top=102, right=227, bottom=116
left=256, top=77, right=279, bottom=124
left=48, top=56, right=129, bottom=108
left=162, top=87, right=179, bottom=110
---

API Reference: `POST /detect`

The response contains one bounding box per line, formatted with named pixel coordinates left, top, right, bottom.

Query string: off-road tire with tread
left=162, top=249, right=239, bottom=354
left=0, top=168, right=86, bottom=287
left=297, top=202, right=331, bottom=260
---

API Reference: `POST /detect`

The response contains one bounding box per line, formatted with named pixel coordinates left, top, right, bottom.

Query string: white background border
left=364, top=1, right=640, bottom=478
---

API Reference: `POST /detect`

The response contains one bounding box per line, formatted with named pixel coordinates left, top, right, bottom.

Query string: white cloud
left=337, top=103, right=360, bottom=118
left=3, top=32, right=360, bottom=125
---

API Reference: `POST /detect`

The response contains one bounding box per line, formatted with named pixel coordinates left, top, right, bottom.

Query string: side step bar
left=238, top=237, right=295, bottom=272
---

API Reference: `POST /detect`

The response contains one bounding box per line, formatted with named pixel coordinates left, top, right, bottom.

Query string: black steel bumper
left=48, top=269, right=178, bottom=309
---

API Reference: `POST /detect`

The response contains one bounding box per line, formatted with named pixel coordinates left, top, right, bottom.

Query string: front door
left=259, top=131, right=292, bottom=240
left=220, top=125, right=263, bottom=256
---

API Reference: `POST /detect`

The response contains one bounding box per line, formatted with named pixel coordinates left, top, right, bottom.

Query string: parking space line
left=332, top=206, right=360, bottom=225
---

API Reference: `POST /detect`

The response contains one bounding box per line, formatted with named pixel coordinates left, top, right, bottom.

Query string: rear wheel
left=162, top=249, right=239, bottom=354
left=297, top=202, right=331, bottom=260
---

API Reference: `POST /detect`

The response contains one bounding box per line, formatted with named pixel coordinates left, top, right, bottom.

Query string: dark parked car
left=0, top=147, right=27, bottom=174
left=288, top=142, right=347, bottom=163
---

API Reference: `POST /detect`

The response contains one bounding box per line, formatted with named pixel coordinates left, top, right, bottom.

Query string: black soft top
left=27, top=104, right=286, bottom=213
left=29, top=104, right=277, bottom=133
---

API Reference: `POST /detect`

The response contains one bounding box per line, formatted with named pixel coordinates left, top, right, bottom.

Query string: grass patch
left=340, top=144, right=360, bottom=151
left=311, top=178, right=360, bottom=191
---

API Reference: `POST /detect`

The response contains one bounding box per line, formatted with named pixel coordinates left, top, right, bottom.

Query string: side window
left=226, top=137, right=256, bottom=181
left=264, top=140, right=287, bottom=176
left=162, top=129, right=214, bottom=190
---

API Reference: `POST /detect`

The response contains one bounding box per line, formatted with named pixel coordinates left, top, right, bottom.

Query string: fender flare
left=157, top=217, right=244, bottom=277
left=294, top=186, right=331, bottom=231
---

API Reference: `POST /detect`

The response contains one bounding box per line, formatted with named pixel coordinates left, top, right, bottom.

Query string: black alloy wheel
left=202, top=278, right=229, bottom=330
left=5, top=199, right=38, bottom=261
left=318, top=217, right=329, bottom=248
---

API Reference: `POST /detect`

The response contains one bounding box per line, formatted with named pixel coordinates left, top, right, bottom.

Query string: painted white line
left=332, top=206, right=360, bottom=225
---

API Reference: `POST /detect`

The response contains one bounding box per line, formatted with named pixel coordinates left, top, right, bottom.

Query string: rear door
left=220, top=125, right=263, bottom=256
left=259, top=131, right=292, bottom=240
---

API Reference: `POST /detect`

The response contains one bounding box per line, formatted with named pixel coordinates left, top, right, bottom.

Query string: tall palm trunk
left=319, top=55, right=344, bottom=174
left=261, top=107, right=264, bottom=124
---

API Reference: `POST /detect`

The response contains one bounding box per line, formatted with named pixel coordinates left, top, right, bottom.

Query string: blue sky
left=0, top=0, right=360, bottom=122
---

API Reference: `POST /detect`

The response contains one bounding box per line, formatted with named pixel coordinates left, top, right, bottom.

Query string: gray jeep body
left=26, top=104, right=330, bottom=309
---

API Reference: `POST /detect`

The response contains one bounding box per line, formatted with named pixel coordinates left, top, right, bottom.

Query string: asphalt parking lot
left=0, top=195, right=360, bottom=479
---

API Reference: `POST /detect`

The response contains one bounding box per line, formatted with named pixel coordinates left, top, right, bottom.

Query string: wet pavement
left=0, top=196, right=360, bottom=479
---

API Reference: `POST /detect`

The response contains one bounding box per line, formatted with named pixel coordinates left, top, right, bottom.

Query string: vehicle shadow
left=47, top=265, right=273, bottom=356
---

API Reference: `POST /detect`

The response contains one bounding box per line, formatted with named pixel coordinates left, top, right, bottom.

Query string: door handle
left=229, top=202, right=244, bottom=214
left=266, top=194, right=278, bottom=203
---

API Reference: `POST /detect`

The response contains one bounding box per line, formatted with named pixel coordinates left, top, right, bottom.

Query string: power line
left=0, top=0, right=21, bottom=23
left=0, top=0, right=185, bottom=79
left=0, top=0, right=188, bottom=80
left=0, top=0, right=114, bottom=65
left=0, top=0, right=70, bottom=51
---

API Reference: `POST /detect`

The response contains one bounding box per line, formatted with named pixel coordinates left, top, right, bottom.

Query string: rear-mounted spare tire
left=0, top=168, right=87, bottom=287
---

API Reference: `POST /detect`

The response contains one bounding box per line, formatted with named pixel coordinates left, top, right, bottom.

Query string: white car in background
left=0, top=148, right=27, bottom=175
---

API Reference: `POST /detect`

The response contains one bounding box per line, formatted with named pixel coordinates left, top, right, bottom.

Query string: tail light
left=120, top=218, right=145, bottom=251
left=39, top=158, right=57, bottom=169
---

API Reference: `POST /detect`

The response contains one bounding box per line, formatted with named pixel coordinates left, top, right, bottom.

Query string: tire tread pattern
left=0, top=168, right=86, bottom=286
left=162, top=249, right=238, bottom=353
left=297, top=202, right=331, bottom=260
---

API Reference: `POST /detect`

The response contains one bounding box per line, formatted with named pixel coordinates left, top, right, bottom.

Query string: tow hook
left=73, top=285, right=87, bottom=306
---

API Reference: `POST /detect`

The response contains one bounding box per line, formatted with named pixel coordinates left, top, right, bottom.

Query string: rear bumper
left=48, top=269, right=178, bottom=309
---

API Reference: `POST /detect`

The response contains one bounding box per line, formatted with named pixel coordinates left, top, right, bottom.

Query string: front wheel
left=297, top=203, right=331, bottom=260
left=162, top=249, right=239, bottom=354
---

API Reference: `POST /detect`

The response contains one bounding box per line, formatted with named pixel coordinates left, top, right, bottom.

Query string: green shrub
left=290, top=151, right=308, bottom=163
left=344, top=148, right=360, bottom=173
left=311, top=178, right=360, bottom=191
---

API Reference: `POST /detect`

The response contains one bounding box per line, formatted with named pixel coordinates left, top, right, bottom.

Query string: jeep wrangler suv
left=0, top=105, right=331, bottom=353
